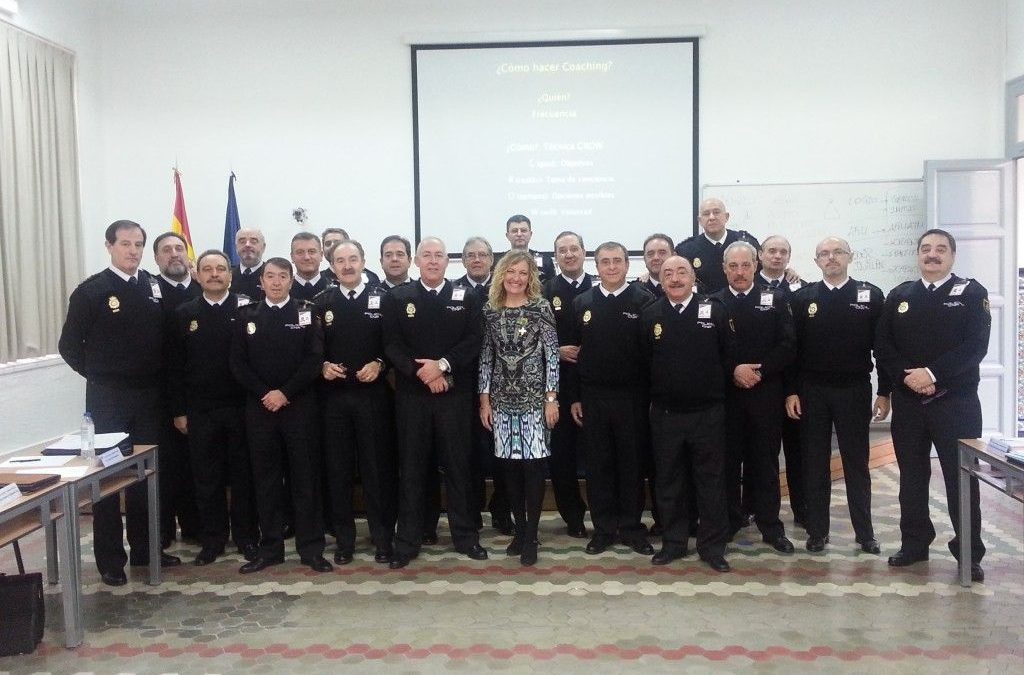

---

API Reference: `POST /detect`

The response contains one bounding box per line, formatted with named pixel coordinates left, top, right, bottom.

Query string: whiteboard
left=704, top=181, right=924, bottom=294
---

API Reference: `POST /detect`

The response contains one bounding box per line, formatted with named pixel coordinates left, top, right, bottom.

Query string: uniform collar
left=420, top=279, right=446, bottom=294
left=920, top=274, right=953, bottom=289
left=296, top=272, right=321, bottom=287
left=161, top=273, right=191, bottom=288
left=823, top=277, right=850, bottom=291
left=704, top=232, right=727, bottom=246
left=671, top=295, right=693, bottom=312
left=598, top=282, right=629, bottom=298
left=204, top=291, right=229, bottom=306
left=561, top=272, right=586, bottom=286
left=340, top=282, right=366, bottom=299
left=264, top=297, right=290, bottom=309
left=108, top=265, right=137, bottom=283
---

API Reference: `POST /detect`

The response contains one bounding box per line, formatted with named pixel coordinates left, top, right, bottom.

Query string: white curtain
left=0, top=21, right=83, bottom=363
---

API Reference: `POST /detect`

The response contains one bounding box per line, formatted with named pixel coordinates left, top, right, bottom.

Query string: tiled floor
left=1, top=460, right=1022, bottom=674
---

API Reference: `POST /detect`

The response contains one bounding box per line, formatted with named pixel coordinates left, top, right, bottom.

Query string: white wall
left=44, top=0, right=1010, bottom=276
left=0, top=358, right=84, bottom=455
left=1007, top=0, right=1024, bottom=80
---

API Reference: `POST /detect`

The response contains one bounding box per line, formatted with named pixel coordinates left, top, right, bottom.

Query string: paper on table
left=15, top=466, right=91, bottom=479
left=46, top=432, right=129, bottom=450
left=0, top=455, right=75, bottom=469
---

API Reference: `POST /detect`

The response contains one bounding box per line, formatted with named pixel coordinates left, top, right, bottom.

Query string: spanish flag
left=171, top=168, right=195, bottom=261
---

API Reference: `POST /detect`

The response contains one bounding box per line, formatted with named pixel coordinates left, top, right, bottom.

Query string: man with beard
left=231, top=227, right=267, bottom=300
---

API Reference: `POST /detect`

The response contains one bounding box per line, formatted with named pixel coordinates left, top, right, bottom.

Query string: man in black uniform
left=875, top=229, right=990, bottom=582
left=712, top=241, right=796, bottom=554
left=455, top=236, right=513, bottom=535
left=675, top=198, right=760, bottom=293
left=636, top=233, right=673, bottom=299
left=570, top=242, right=655, bottom=556
left=230, top=258, right=332, bottom=574
left=380, top=235, right=414, bottom=289
left=541, top=231, right=591, bottom=538
left=757, top=235, right=806, bottom=527
left=642, top=256, right=733, bottom=572
left=315, top=240, right=397, bottom=565
left=230, top=227, right=266, bottom=300
left=383, top=237, right=486, bottom=569
left=494, top=215, right=556, bottom=282
left=58, top=220, right=181, bottom=586
left=290, top=232, right=331, bottom=301
left=321, top=228, right=382, bottom=286
left=167, top=249, right=259, bottom=565
left=152, top=232, right=202, bottom=549
left=786, top=236, right=889, bottom=554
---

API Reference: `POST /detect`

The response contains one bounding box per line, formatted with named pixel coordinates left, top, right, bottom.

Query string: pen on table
left=9, top=458, right=42, bottom=463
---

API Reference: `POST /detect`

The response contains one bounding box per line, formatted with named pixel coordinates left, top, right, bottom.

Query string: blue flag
left=223, top=172, right=241, bottom=265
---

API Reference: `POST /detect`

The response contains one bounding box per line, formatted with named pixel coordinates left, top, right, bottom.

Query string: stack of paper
left=43, top=432, right=130, bottom=456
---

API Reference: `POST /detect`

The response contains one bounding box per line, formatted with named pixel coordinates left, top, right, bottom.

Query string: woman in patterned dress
left=478, top=250, right=560, bottom=566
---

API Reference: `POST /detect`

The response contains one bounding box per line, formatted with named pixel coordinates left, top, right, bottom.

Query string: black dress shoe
left=805, top=536, right=829, bottom=553
left=100, top=570, right=128, bottom=586
left=492, top=515, right=515, bottom=536
left=520, top=543, right=538, bottom=567
left=457, top=543, right=488, bottom=561
left=566, top=524, right=589, bottom=539
left=859, top=539, right=881, bottom=555
left=625, top=538, right=655, bottom=556
left=374, top=547, right=392, bottom=564
left=585, top=536, right=613, bottom=555
left=193, top=548, right=223, bottom=566
left=652, top=547, right=688, bottom=565
left=333, top=549, right=353, bottom=565
left=422, top=532, right=438, bottom=545
left=389, top=553, right=412, bottom=569
left=302, top=556, right=334, bottom=573
left=506, top=537, right=522, bottom=556
left=702, top=554, right=731, bottom=573
left=765, top=536, right=795, bottom=554
left=239, top=555, right=284, bottom=574
left=888, top=549, right=928, bottom=567
left=131, top=552, right=182, bottom=567
left=238, top=543, right=259, bottom=562
left=282, top=523, right=295, bottom=540
left=648, top=523, right=664, bottom=537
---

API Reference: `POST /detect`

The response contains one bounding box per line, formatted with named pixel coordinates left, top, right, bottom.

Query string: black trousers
left=500, top=458, right=547, bottom=545
left=799, top=380, right=874, bottom=542
left=725, top=380, right=786, bottom=540
left=781, top=415, right=805, bottom=520
left=323, top=384, right=397, bottom=552
left=158, top=417, right=200, bottom=545
left=890, top=388, right=985, bottom=562
left=472, top=402, right=510, bottom=524
left=86, top=381, right=159, bottom=574
left=580, top=393, right=646, bottom=540
left=651, top=404, right=729, bottom=557
left=246, top=394, right=325, bottom=560
left=547, top=401, right=587, bottom=529
left=187, top=405, right=258, bottom=552
left=394, top=391, right=479, bottom=557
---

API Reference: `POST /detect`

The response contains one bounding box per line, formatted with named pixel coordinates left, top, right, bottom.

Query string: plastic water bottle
left=80, top=412, right=95, bottom=460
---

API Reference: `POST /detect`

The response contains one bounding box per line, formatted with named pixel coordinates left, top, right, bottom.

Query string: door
left=924, top=159, right=1016, bottom=437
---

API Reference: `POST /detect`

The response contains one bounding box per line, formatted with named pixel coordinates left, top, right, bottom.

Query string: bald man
left=675, top=198, right=760, bottom=294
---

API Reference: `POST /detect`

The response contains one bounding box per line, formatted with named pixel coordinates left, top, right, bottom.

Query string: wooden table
left=957, top=438, right=1024, bottom=587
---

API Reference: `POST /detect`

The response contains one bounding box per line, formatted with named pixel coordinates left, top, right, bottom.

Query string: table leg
left=58, top=486, right=83, bottom=648
left=958, top=443, right=971, bottom=588
left=45, top=519, right=58, bottom=584
left=147, top=448, right=161, bottom=585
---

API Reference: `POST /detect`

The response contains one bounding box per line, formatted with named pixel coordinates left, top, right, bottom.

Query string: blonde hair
left=488, top=250, right=542, bottom=308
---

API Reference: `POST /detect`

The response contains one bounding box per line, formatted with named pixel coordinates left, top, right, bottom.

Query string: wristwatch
left=545, top=394, right=558, bottom=403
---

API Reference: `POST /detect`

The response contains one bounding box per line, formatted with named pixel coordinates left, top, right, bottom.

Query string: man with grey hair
left=383, top=237, right=486, bottom=568
left=786, top=236, right=889, bottom=555
left=455, top=236, right=494, bottom=291
left=675, top=198, right=760, bottom=293
left=231, top=227, right=267, bottom=300
left=712, top=241, right=796, bottom=554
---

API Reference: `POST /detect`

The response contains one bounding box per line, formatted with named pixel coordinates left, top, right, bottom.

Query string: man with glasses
left=786, top=237, right=889, bottom=555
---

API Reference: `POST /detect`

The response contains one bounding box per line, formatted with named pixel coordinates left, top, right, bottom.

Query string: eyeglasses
left=815, top=249, right=850, bottom=260
left=463, top=252, right=492, bottom=260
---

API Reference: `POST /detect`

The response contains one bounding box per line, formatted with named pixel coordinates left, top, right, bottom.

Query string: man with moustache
left=712, top=242, right=796, bottom=554
left=383, top=237, right=486, bottom=569
left=541, top=231, right=591, bottom=538
left=786, top=237, right=889, bottom=555
left=379, top=235, right=414, bottom=289
left=167, top=250, right=259, bottom=566
left=455, top=237, right=513, bottom=536
left=570, top=242, right=655, bottom=556
left=495, top=215, right=556, bottom=282
left=322, top=228, right=381, bottom=286
left=231, top=227, right=267, bottom=300
left=315, top=240, right=397, bottom=564
left=676, top=198, right=760, bottom=293
left=757, top=235, right=806, bottom=528
left=152, top=232, right=202, bottom=549
left=875, top=229, right=989, bottom=582
left=230, top=258, right=332, bottom=574
left=59, top=220, right=181, bottom=586
left=642, top=256, right=732, bottom=572
left=290, top=232, right=331, bottom=301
